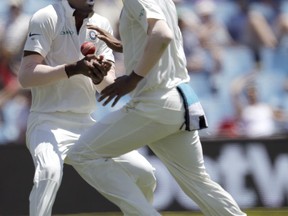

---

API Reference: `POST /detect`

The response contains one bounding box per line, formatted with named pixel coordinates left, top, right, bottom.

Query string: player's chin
left=80, top=3, right=94, bottom=13
left=82, top=6, right=94, bottom=14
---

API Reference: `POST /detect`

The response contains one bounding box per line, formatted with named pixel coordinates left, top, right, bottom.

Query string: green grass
left=54, top=208, right=288, bottom=216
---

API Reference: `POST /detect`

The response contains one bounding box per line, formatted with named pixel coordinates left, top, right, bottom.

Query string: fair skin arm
left=18, top=51, right=112, bottom=88
left=90, top=18, right=173, bottom=76
left=18, top=53, right=67, bottom=88
left=98, top=18, right=173, bottom=106
left=133, top=18, right=173, bottom=77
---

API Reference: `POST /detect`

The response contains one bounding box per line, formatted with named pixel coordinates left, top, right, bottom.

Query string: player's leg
left=71, top=149, right=157, bottom=214
left=72, top=156, right=160, bottom=216
left=148, top=130, right=246, bottom=216
left=71, top=150, right=157, bottom=210
left=27, top=130, right=64, bottom=216
left=68, top=109, right=179, bottom=215
left=115, top=150, right=157, bottom=203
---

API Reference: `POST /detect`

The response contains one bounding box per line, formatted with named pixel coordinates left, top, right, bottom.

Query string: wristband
left=65, top=64, right=77, bottom=78
left=65, top=67, right=72, bottom=78
left=132, top=70, right=144, bottom=79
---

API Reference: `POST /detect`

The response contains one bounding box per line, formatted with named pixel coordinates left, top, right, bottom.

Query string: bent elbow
left=162, top=30, right=173, bottom=46
left=18, top=74, right=30, bottom=89
left=18, top=66, right=33, bottom=89
left=166, top=31, right=173, bottom=43
left=18, top=56, right=40, bottom=89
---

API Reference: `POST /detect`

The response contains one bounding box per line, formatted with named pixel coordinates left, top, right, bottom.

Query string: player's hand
left=90, top=55, right=112, bottom=84
left=87, top=24, right=123, bottom=53
left=65, top=55, right=110, bottom=84
left=77, top=54, right=105, bottom=84
left=98, top=72, right=143, bottom=107
left=93, top=55, right=112, bottom=75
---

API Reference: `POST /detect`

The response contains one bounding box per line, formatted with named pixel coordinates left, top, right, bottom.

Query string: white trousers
left=69, top=108, right=247, bottom=216
left=26, top=112, right=158, bottom=216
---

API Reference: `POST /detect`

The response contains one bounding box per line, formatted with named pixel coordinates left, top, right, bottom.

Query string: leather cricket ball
left=81, top=41, right=96, bottom=56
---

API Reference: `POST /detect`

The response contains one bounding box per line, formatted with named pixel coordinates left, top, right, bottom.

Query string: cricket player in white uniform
left=18, top=0, right=158, bottom=215
left=69, top=0, right=248, bottom=215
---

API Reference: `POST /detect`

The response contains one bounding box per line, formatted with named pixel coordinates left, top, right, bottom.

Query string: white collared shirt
left=24, top=0, right=114, bottom=114
left=119, top=0, right=190, bottom=124
left=120, top=0, right=189, bottom=92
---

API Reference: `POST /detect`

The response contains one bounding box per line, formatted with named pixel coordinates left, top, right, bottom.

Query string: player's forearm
left=18, top=55, right=67, bottom=88
left=133, top=19, right=173, bottom=77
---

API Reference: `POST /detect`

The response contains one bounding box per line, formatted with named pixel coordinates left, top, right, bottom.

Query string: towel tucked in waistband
left=176, top=83, right=208, bottom=131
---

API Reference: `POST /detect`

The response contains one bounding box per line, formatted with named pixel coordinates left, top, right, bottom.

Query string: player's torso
left=45, top=5, right=100, bottom=66
left=28, top=2, right=106, bottom=114
left=119, top=0, right=189, bottom=93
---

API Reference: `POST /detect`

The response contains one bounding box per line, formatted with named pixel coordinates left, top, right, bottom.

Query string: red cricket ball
left=81, top=41, right=96, bottom=56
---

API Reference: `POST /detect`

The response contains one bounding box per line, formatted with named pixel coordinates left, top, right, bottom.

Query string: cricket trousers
left=69, top=105, right=247, bottom=216
left=26, top=112, right=157, bottom=216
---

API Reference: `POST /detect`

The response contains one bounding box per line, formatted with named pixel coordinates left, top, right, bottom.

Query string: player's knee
left=37, top=162, right=63, bottom=183
left=138, top=165, right=157, bottom=192
left=33, top=144, right=63, bottom=183
left=136, top=166, right=157, bottom=203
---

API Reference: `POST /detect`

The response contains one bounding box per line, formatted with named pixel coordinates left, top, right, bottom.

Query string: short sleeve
left=24, top=6, right=57, bottom=57
left=123, top=0, right=166, bottom=31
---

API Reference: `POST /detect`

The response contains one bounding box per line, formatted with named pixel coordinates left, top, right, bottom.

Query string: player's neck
left=73, top=10, right=88, bottom=34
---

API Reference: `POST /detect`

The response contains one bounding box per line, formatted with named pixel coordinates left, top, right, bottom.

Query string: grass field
left=53, top=208, right=288, bottom=216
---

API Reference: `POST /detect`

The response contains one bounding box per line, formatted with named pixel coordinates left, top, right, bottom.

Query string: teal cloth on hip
left=176, top=83, right=208, bottom=131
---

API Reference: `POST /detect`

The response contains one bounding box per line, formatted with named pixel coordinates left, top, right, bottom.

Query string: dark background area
left=1, top=137, right=288, bottom=215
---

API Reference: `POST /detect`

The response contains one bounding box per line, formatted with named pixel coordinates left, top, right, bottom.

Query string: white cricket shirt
left=24, top=0, right=114, bottom=114
left=119, top=0, right=190, bottom=124
left=120, top=0, right=189, bottom=91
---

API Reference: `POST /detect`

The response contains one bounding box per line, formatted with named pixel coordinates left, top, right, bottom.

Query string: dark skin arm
left=87, top=24, right=123, bottom=53
left=65, top=54, right=112, bottom=85
left=97, top=19, right=173, bottom=107
left=98, top=71, right=143, bottom=106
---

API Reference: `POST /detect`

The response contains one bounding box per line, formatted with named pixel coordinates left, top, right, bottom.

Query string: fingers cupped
left=91, top=67, right=104, bottom=79
left=93, top=62, right=108, bottom=76
left=87, top=24, right=98, bottom=30
left=85, top=54, right=97, bottom=60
